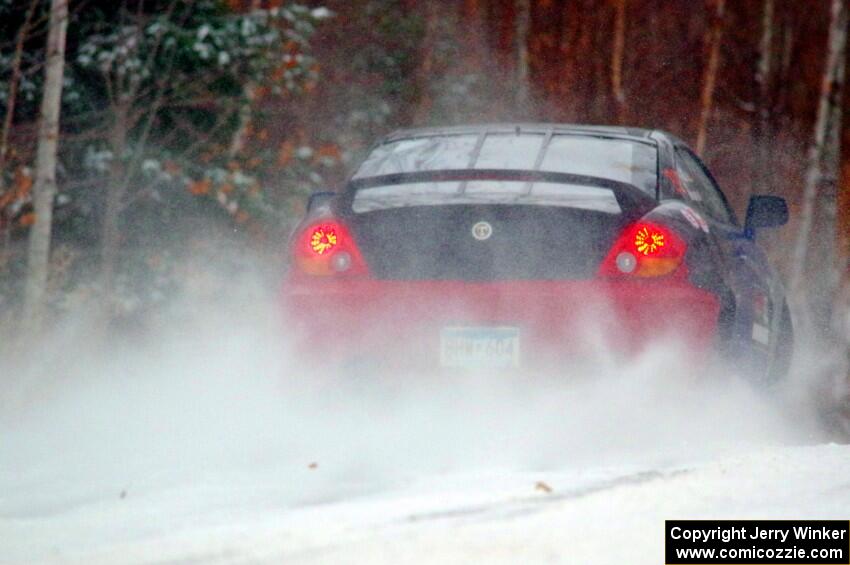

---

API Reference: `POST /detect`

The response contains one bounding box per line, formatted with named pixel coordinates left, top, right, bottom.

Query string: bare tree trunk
left=695, top=0, right=726, bottom=156
left=228, top=84, right=256, bottom=158
left=97, top=1, right=185, bottom=310
left=789, top=0, right=847, bottom=300
left=811, top=46, right=846, bottom=330
left=22, top=0, right=68, bottom=334
left=460, top=0, right=488, bottom=74
left=610, top=0, right=627, bottom=124
left=100, top=100, right=129, bottom=305
left=832, top=44, right=850, bottom=435
left=756, top=0, right=774, bottom=116
left=774, top=4, right=795, bottom=115
left=751, top=0, right=774, bottom=198
left=227, top=0, right=261, bottom=157
left=839, top=34, right=850, bottom=277
left=515, top=0, right=531, bottom=113
left=412, top=0, right=440, bottom=125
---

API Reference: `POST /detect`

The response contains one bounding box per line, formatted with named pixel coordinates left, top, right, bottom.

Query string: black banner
left=666, top=520, right=850, bottom=564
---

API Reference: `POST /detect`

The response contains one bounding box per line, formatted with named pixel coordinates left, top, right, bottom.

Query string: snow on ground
left=1, top=292, right=847, bottom=564
left=3, top=441, right=849, bottom=565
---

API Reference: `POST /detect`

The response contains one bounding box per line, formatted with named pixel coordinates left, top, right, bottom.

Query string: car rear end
left=282, top=127, right=722, bottom=372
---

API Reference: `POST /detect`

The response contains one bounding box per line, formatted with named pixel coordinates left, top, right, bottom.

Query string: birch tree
left=789, top=0, right=847, bottom=301
left=22, top=0, right=68, bottom=333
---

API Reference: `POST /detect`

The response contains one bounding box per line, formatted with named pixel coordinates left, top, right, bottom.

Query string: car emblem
left=471, top=221, right=493, bottom=241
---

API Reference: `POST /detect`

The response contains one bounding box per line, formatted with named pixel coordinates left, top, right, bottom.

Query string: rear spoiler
left=344, top=169, right=656, bottom=218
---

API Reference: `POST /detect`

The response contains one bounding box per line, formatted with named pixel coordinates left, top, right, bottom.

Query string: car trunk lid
left=342, top=170, right=654, bottom=281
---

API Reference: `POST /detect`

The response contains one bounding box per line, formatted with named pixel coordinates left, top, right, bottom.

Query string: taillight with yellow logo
left=598, top=221, right=687, bottom=278
left=293, top=220, right=369, bottom=277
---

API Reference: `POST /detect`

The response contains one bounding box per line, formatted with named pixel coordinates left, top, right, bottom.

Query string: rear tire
left=714, top=298, right=793, bottom=386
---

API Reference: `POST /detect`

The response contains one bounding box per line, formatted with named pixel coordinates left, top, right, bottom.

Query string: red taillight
left=309, top=226, right=338, bottom=255
left=293, top=220, right=369, bottom=277
left=598, top=221, right=687, bottom=278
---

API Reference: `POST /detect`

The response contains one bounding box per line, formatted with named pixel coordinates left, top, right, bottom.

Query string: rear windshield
left=353, top=133, right=658, bottom=195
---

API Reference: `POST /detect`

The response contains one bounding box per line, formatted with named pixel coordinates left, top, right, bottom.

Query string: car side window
left=675, top=148, right=736, bottom=225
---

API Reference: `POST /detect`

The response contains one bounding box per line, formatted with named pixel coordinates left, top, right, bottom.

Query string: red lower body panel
left=282, top=278, right=721, bottom=372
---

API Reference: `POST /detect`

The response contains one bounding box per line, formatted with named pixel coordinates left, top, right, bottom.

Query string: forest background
left=0, top=0, right=848, bottom=345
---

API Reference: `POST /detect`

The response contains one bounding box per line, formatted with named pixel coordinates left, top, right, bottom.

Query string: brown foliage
left=188, top=179, right=212, bottom=196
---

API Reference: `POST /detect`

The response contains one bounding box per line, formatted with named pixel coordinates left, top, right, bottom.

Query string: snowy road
left=2, top=308, right=848, bottom=564
left=3, top=444, right=850, bottom=564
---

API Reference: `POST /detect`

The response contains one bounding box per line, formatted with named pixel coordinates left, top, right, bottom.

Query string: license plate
left=440, top=326, right=520, bottom=369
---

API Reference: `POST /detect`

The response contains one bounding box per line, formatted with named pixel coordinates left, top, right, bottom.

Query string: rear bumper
left=282, top=278, right=721, bottom=371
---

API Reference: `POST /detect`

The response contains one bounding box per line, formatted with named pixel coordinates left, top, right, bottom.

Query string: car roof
left=382, top=123, right=673, bottom=145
